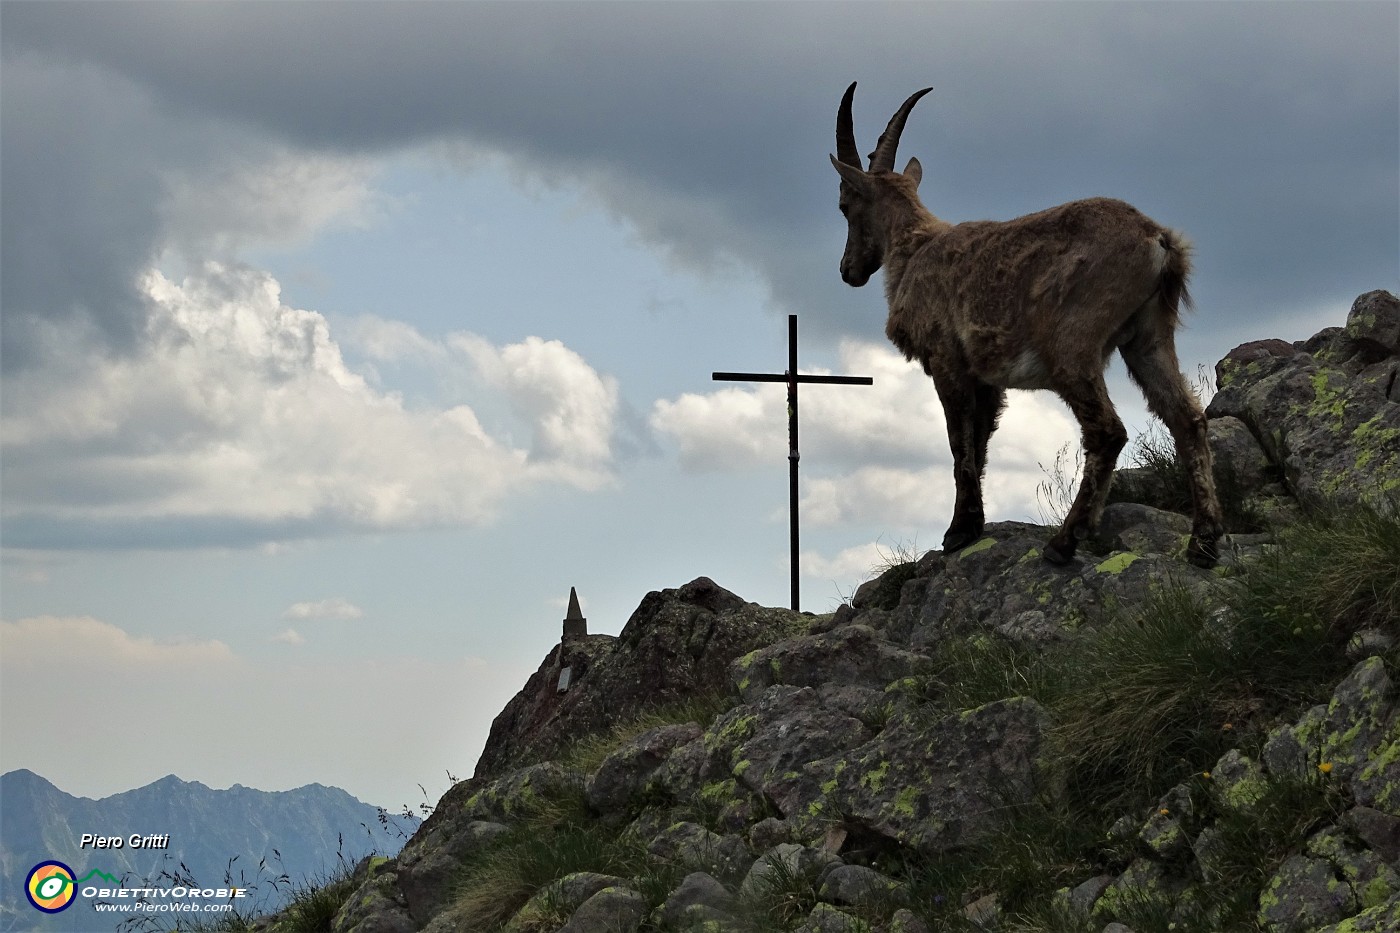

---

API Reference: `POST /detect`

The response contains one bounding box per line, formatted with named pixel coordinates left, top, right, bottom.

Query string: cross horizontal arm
left=712, top=372, right=874, bottom=385
left=795, top=375, right=874, bottom=385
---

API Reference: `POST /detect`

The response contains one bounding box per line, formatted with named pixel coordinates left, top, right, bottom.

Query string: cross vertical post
left=713, top=314, right=873, bottom=612
left=787, top=314, right=799, bottom=613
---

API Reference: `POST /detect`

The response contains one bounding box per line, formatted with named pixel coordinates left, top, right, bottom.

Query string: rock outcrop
left=474, top=576, right=807, bottom=780
left=1207, top=289, right=1400, bottom=509
left=264, top=292, right=1399, bottom=933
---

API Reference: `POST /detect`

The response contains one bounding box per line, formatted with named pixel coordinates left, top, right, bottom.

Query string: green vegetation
left=276, top=864, right=360, bottom=933
left=446, top=789, right=682, bottom=931
left=557, top=692, right=737, bottom=778
left=122, top=847, right=364, bottom=933
left=1035, top=443, right=1084, bottom=527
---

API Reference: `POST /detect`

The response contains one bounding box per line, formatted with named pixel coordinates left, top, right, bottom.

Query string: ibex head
left=830, top=82, right=933, bottom=287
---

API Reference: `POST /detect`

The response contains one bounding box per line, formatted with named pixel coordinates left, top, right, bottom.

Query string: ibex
left=831, top=83, right=1223, bottom=567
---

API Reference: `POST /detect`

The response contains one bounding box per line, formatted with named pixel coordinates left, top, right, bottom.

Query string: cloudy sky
left=2, top=2, right=1396, bottom=813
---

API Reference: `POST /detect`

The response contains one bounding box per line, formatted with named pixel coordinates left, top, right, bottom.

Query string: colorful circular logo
left=26, top=861, right=77, bottom=913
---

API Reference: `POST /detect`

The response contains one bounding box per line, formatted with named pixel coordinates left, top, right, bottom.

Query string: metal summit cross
left=713, top=314, right=872, bottom=612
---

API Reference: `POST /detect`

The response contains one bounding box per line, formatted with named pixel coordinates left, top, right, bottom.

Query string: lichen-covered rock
left=330, top=859, right=415, bottom=933
left=962, top=892, right=1000, bottom=928
left=1210, top=749, right=1269, bottom=817
left=794, top=903, right=871, bottom=933
left=471, top=633, right=615, bottom=781
left=818, top=864, right=903, bottom=908
left=1352, top=721, right=1400, bottom=818
left=1052, top=874, right=1114, bottom=920
left=731, top=624, right=929, bottom=702
left=1138, top=782, right=1194, bottom=859
left=500, top=871, right=628, bottom=933
left=887, top=908, right=932, bottom=933
left=1345, top=806, right=1400, bottom=863
left=749, top=817, right=796, bottom=853
left=852, top=561, right=922, bottom=612
left=1192, top=825, right=1229, bottom=884
left=461, top=761, right=585, bottom=823
left=1345, top=290, right=1400, bottom=356
left=1305, top=827, right=1400, bottom=912
left=396, top=818, right=508, bottom=924
left=1262, top=658, right=1395, bottom=788
left=1208, top=414, right=1276, bottom=489
left=648, top=821, right=753, bottom=885
left=652, top=871, right=740, bottom=929
left=1257, top=853, right=1356, bottom=932
left=1207, top=290, right=1400, bottom=508
left=779, top=696, right=1057, bottom=856
left=476, top=576, right=806, bottom=779
left=730, top=685, right=874, bottom=818
left=1312, top=891, right=1400, bottom=932
left=740, top=843, right=842, bottom=900
left=585, top=722, right=702, bottom=813
left=1092, top=858, right=1185, bottom=925
left=860, top=522, right=1213, bottom=652
left=1347, top=630, right=1397, bottom=663
left=1095, top=502, right=1193, bottom=559
left=377, top=294, right=1400, bottom=933
left=557, top=886, right=647, bottom=933
left=417, top=903, right=482, bottom=933
left=817, top=684, right=892, bottom=729
left=649, top=717, right=777, bottom=836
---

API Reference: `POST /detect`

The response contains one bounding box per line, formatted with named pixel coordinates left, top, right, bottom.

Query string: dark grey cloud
left=0, top=56, right=162, bottom=368
left=2, top=0, right=1395, bottom=367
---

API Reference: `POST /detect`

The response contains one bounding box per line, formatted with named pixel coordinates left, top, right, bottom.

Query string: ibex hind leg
left=1045, top=378, right=1128, bottom=565
left=1121, top=336, right=1224, bottom=567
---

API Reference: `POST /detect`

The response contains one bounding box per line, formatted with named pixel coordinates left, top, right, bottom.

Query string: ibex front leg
left=935, top=372, right=989, bottom=553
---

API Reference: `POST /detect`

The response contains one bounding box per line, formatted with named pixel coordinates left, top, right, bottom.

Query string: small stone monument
left=562, top=587, right=587, bottom=640
left=557, top=587, right=588, bottom=694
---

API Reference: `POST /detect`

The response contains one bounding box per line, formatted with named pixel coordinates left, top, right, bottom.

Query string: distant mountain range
left=0, top=769, right=418, bottom=933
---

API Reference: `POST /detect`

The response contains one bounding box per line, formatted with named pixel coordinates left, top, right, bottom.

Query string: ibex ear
left=830, top=154, right=868, bottom=188
left=903, top=157, right=922, bottom=186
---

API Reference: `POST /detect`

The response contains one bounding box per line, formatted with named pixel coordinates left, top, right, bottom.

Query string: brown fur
left=832, top=84, right=1223, bottom=566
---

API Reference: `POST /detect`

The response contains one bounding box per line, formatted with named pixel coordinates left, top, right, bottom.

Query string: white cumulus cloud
left=653, top=339, right=1081, bottom=527
left=283, top=598, right=364, bottom=621
left=0, top=263, right=621, bottom=548
left=799, top=542, right=892, bottom=582
left=0, top=615, right=235, bottom=668
left=452, top=333, right=620, bottom=489
left=799, top=467, right=955, bottom=529
left=650, top=339, right=947, bottom=473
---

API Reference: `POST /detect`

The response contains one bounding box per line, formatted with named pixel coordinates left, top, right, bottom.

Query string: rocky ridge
left=270, top=291, right=1399, bottom=933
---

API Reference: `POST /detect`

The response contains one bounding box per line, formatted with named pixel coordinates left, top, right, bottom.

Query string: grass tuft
left=278, top=861, right=359, bottom=933
left=555, top=692, right=735, bottom=778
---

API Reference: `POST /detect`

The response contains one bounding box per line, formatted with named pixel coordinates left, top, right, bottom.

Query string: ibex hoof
left=1187, top=534, right=1221, bottom=569
left=1043, top=535, right=1077, bottom=566
left=942, top=529, right=981, bottom=554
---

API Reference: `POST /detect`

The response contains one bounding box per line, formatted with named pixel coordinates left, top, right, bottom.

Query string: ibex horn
left=835, top=82, right=862, bottom=168
left=867, top=87, right=932, bottom=173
